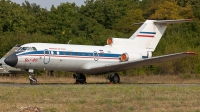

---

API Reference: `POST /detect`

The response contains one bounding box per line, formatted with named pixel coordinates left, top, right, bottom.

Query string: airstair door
left=44, top=49, right=50, bottom=64
left=93, top=51, right=99, bottom=61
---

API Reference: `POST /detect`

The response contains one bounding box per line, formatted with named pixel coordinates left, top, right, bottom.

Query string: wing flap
left=80, top=52, right=196, bottom=74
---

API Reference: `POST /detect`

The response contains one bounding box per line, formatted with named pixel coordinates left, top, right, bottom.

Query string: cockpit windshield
left=17, top=47, right=37, bottom=51
left=22, top=47, right=29, bottom=51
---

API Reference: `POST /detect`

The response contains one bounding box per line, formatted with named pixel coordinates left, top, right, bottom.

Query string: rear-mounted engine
left=120, top=53, right=142, bottom=62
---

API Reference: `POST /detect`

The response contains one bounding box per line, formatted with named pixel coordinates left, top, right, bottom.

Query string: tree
left=112, top=9, right=145, bottom=36
left=48, top=2, right=80, bottom=42
left=150, top=0, right=181, bottom=19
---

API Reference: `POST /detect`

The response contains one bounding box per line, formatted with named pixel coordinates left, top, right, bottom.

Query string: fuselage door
left=93, top=51, right=99, bottom=61
left=44, top=49, right=50, bottom=64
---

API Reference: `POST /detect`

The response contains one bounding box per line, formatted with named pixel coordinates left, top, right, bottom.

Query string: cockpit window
left=32, top=47, right=37, bottom=50
left=27, top=47, right=37, bottom=51
left=27, top=47, right=33, bottom=51
left=17, top=47, right=22, bottom=51
left=21, top=47, right=29, bottom=51
left=17, top=47, right=37, bottom=51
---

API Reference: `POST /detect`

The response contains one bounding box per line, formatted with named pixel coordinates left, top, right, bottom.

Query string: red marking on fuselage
left=23, top=58, right=38, bottom=62
left=137, top=35, right=154, bottom=38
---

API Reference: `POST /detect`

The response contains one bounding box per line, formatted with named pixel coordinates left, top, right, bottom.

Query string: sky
left=11, top=0, right=86, bottom=10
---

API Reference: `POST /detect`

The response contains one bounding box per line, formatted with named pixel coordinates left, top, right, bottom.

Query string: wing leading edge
left=80, top=52, right=196, bottom=74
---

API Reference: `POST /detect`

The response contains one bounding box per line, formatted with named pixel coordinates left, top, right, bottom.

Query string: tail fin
left=0, top=44, right=21, bottom=64
left=129, top=19, right=191, bottom=51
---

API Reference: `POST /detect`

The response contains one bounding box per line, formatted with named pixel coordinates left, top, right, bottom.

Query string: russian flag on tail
left=137, top=32, right=156, bottom=38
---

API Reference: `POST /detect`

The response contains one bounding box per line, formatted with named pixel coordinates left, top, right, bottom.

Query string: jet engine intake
left=107, top=37, right=113, bottom=45
left=120, top=52, right=142, bottom=62
left=120, top=53, right=129, bottom=62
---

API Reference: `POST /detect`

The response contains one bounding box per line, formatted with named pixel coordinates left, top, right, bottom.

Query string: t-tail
left=107, top=19, right=191, bottom=52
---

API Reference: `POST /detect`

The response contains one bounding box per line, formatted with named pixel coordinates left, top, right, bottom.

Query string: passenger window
left=45, top=51, right=49, bottom=54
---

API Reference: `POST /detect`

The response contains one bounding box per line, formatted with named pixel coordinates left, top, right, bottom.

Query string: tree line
left=0, top=0, right=200, bottom=76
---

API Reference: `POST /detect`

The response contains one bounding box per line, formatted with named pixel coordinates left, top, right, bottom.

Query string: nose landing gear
left=29, top=74, right=37, bottom=85
left=27, top=69, right=37, bottom=85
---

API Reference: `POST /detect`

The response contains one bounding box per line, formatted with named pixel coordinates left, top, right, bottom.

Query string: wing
left=80, top=52, right=196, bottom=74
left=7, top=70, right=27, bottom=74
left=0, top=63, right=26, bottom=74
left=0, top=70, right=27, bottom=74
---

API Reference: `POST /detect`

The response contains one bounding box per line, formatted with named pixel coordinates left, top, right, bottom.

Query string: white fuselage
left=15, top=43, right=149, bottom=74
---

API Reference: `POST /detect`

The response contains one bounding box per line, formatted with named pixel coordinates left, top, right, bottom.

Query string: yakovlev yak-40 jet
left=5, top=19, right=196, bottom=85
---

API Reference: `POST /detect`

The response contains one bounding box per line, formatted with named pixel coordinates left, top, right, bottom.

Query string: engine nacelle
left=107, top=38, right=134, bottom=47
left=120, top=52, right=142, bottom=62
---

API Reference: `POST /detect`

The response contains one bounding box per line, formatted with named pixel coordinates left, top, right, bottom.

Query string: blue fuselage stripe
left=139, top=32, right=156, bottom=34
left=17, top=51, right=147, bottom=59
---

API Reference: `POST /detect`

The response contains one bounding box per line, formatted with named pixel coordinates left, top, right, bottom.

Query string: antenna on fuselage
left=68, top=40, right=72, bottom=44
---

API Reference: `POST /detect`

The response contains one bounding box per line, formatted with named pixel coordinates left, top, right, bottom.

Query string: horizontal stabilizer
left=154, top=19, right=192, bottom=24
left=133, top=19, right=192, bottom=25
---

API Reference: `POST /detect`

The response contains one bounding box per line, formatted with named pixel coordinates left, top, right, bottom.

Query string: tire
left=30, top=78, right=37, bottom=85
left=110, top=73, right=120, bottom=84
left=76, top=74, right=86, bottom=84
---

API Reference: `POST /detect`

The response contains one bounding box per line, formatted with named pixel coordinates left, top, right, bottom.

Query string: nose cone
left=4, top=53, right=18, bottom=67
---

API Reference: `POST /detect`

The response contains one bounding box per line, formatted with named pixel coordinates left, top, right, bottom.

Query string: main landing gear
left=73, top=73, right=86, bottom=84
left=73, top=73, right=120, bottom=84
left=106, top=73, right=120, bottom=84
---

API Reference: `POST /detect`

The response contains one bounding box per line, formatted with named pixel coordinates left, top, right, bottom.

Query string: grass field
left=1, top=75, right=200, bottom=112
left=1, top=84, right=200, bottom=112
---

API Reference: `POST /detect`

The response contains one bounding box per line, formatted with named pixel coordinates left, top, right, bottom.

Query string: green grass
left=1, top=84, right=200, bottom=112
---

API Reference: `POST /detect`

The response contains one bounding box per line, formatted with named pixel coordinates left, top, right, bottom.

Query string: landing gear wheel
left=109, top=73, right=120, bottom=84
left=73, top=74, right=86, bottom=84
left=30, top=77, right=37, bottom=85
